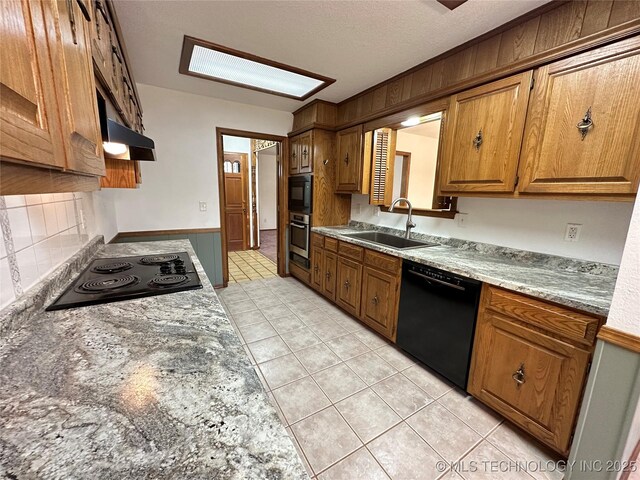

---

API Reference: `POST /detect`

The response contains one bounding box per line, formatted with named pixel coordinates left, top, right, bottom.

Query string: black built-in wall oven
left=288, top=174, right=312, bottom=214
left=289, top=213, right=310, bottom=269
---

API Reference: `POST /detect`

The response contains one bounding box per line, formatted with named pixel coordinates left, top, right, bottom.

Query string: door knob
left=512, top=363, right=526, bottom=388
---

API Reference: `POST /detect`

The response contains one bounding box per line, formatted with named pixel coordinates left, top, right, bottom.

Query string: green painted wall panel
left=112, top=231, right=223, bottom=286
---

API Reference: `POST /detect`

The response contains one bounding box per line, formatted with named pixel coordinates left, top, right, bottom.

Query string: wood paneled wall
left=293, top=1, right=640, bottom=131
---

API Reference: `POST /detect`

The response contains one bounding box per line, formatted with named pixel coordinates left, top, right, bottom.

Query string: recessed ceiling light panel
left=179, top=36, right=335, bottom=100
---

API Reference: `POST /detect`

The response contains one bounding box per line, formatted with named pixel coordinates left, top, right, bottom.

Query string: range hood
left=97, top=93, right=156, bottom=161
left=103, top=118, right=156, bottom=161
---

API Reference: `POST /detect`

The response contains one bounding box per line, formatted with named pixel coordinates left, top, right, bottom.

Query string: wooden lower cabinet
left=322, top=251, right=338, bottom=301
left=360, top=266, right=400, bottom=341
left=335, top=256, right=362, bottom=317
left=469, top=285, right=601, bottom=455
left=308, top=235, right=401, bottom=342
left=311, top=244, right=324, bottom=290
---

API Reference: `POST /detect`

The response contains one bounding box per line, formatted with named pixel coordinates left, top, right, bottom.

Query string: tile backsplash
left=0, top=193, right=96, bottom=310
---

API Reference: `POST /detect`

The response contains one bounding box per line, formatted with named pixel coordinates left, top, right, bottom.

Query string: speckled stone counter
left=313, top=223, right=618, bottom=316
left=0, top=239, right=308, bottom=479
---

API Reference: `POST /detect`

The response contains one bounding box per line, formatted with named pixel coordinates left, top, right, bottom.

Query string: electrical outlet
left=199, top=201, right=207, bottom=212
left=456, top=213, right=468, bottom=228
left=564, top=223, right=582, bottom=242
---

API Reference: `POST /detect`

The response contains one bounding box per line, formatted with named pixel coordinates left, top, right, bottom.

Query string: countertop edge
left=313, top=226, right=611, bottom=317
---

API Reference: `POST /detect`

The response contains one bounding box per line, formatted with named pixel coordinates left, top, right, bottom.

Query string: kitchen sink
left=344, top=231, right=438, bottom=250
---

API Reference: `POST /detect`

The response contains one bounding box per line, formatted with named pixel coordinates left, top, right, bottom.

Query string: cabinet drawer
left=484, top=286, right=601, bottom=346
left=338, top=241, right=364, bottom=261
left=311, top=233, right=324, bottom=248
left=324, top=237, right=338, bottom=253
left=364, top=249, right=401, bottom=274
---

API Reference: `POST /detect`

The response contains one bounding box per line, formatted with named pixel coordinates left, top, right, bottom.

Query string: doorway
left=216, top=128, right=287, bottom=286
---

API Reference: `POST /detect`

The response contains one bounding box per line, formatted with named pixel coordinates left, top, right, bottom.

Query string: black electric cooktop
left=46, top=252, right=203, bottom=311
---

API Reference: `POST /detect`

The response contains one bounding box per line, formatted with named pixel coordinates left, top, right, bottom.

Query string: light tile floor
left=228, top=250, right=277, bottom=283
left=217, top=277, right=563, bottom=480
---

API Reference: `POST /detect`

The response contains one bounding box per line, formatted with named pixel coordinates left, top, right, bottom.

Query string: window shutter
left=369, top=128, right=397, bottom=206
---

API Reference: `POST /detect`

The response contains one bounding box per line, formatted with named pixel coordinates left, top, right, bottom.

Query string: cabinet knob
left=302, top=148, right=308, bottom=157
left=344, top=279, right=350, bottom=290
left=472, top=129, right=483, bottom=151
left=372, top=295, right=379, bottom=305
left=512, top=363, right=526, bottom=388
left=576, top=107, right=594, bottom=141
left=344, top=153, right=349, bottom=165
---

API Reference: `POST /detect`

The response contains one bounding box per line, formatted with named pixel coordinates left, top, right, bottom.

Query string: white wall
left=351, top=195, right=634, bottom=265
left=110, top=83, right=292, bottom=232
left=258, top=152, right=278, bottom=230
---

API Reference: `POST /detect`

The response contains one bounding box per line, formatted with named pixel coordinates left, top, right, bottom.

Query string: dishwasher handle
left=407, top=269, right=466, bottom=291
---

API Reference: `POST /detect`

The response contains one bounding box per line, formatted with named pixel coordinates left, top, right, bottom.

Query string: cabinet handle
left=512, top=363, right=526, bottom=388
left=576, top=107, right=594, bottom=141
left=292, top=151, right=296, bottom=158
left=302, top=148, right=308, bottom=158
left=326, top=271, right=332, bottom=280
left=67, top=0, right=78, bottom=44
left=472, top=129, right=483, bottom=151
left=344, top=152, right=349, bottom=165
left=314, top=264, right=319, bottom=274
left=344, top=279, right=350, bottom=290
left=372, top=295, right=379, bottom=305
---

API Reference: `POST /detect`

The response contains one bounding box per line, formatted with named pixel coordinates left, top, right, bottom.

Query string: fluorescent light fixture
left=179, top=36, right=335, bottom=100
left=401, top=112, right=443, bottom=127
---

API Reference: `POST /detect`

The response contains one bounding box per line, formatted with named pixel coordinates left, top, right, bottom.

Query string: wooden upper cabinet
left=298, top=130, right=312, bottom=174
left=518, top=37, right=640, bottom=196
left=89, top=0, right=112, bottom=88
left=289, top=135, right=300, bottom=174
left=336, top=125, right=368, bottom=192
left=0, top=0, right=66, bottom=169
left=46, top=0, right=105, bottom=176
left=439, top=71, right=533, bottom=193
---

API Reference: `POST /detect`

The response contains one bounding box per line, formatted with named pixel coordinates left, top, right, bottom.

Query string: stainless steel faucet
left=389, top=197, right=416, bottom=239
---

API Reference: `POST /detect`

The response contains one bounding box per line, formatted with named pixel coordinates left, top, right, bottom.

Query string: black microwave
left=288, top=174, right=312, bottom=214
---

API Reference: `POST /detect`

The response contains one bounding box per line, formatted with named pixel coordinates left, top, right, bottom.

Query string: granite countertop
left=313, top=223, right=619, bottom=316
left=0, top=239, right=307, bottom=479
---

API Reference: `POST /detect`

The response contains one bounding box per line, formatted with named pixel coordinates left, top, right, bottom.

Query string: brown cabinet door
left=322, top=251, right=338, bottom=301
left=311, top=245, right=324, bottom=291
left=439, top=71, right=532, bottom=193
left=89, top=0, right=112, bottom=88
left=289, top=136, right=300, bottom=175
left=0, top=0, right=66, bottom=168
left=335, top=256, right=363, bottom=317
left=519, top=37, right=640, bottom=195
left=469, top=310, right=590, bottom=455
left=360, top=266, right=399, bottom=340
left=336, top=125, right=363, bottom=192
left=46, top=0, right=105, bottom=176
left=298, top=130, right=313, bottom=173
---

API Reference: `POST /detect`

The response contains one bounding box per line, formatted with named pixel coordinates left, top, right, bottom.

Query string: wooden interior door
left=224, top=152, right=249, bottom=252
left=439, top=71, right=532, bottom=193
left=0, top=0, right=66, bottom=169
left=518, top=36, right=640, bottom=195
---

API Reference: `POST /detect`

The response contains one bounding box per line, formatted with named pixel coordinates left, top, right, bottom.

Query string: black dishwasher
left=396, top=260, right=482, bottom=391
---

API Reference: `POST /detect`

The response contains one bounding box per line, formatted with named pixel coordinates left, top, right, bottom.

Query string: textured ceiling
left=115, top=0, right=551, bottom=112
